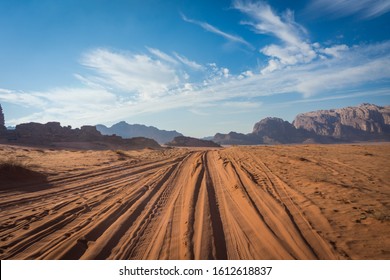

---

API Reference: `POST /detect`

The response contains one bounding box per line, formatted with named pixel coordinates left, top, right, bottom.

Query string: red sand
left=0, top=144, right=389, bottom=259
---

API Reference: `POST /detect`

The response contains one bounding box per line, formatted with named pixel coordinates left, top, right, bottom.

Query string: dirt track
left=0, top=144, right=389, bottom=259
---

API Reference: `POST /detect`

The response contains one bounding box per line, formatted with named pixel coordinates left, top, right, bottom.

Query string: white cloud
left=173, top=52, right=203, bottom=70
left=1, top=87, right=120, bottom=126
left=221, top=101, right=261, bottom=109
left=238, top=70, right=254, bottom=79
left=147, top=47, right=178, bottom=65
left=234, top=1, right=307, bottom=46
left=81, top=48, right=179, bottom=100
left=307, top=0, right=390, bottom=19
left=320, top=44, right=349, bottom=58
left=181, top=13, right=254, bottom=49
left=294, top=55, right=390, bottom=97
left=282, top=88, right=390, bottom=106
left=202, top=64, right=232, bottom=85
left=234, top=0, right=317, bottom=71
left=2, top=39, right=390, bottom=128
left=222, top=68, right=229, bottom=78
left=0, top=89, right=48, bottom=107
left=233, top=0, right=383, bottom=83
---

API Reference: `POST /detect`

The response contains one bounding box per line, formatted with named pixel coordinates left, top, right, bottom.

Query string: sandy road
left=0, top=145, right=389, bottom=259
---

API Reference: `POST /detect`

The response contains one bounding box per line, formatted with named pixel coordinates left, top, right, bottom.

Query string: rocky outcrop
left=96, top=121, right=183, bottom=144
left=213, top=117, right=334, bottom=145
left=0, top=104, right=5, bottom=131
left=252, top=117, right=312, bottom=144
left=166, top=136, right=221, bottom=147
left=4, top=122, right=160, bottom=150
left=0, top=105, right=4, bottom=125
left=213, top=103, right=390, bottom=145
left=293, top=103, right=390, bottom=141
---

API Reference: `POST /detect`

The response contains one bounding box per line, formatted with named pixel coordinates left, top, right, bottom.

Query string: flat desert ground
left=0, top=143, right=389, bottom=260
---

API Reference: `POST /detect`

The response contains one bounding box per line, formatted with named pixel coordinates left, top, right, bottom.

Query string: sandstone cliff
left=293, top=103, right=390, bottom=141
left=213, top=104, right=389, bottom=145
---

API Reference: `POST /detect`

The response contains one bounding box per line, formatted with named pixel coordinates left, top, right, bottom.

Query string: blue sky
left=0, top=0, right=389, bottom=137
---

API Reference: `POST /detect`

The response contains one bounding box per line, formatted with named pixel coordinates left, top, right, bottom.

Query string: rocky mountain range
left=96, top=121, right=183, bottom=144
left=1, top=103, right=389, bottom=148
left=0, top=121, right=160, bottom=150
left=213, top=104, right=390, bottom=145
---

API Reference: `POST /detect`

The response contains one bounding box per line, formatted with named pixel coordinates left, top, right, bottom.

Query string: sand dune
left=0, top=144, right=389, bottom=259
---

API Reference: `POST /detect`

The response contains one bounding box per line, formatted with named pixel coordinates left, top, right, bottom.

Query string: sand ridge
left=0, top=144, right=389, bottom=259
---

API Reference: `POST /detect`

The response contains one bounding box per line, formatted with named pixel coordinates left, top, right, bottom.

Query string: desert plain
left=0, top=143, right=389, bottom=260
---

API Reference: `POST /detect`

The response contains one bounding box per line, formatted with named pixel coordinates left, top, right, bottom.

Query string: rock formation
left=213, top=104, right=389, bottom=145
left=214, top=131, right=259, bottom=145
left=166, top=136, right=221, bottom=147
left=213, top=118, right=328, bottom=145
left=0, top=104, right=5, bottom=131
left=293, top=103, right=390, bottom=141
left=3, top=122, right=160, bottom=150
left=252, top=117, right=312, bottom=144
left=96, top=121, right=183, bottom=144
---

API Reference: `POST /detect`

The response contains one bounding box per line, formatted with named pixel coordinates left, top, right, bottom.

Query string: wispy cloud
left=282, top=88, right=390, bottom=106
left=2, top=2, right=390, bottom=131
left=2, top=41, right=390, bottom=128
left=173, top=52, right=203, bottom=70
left=234, top=0, right=307, bottom=46
left=146, top=47, right=178, bottom=65
left=233, top=0, right=380, bottom=76
left=1, top=87, right=118, bottom=125
left=307, top=0, right=390, bottom=19
left=180, top=12, right=254, bottom=49
left=80, top=48, right=180, bottom=100
left=0, top=88, right=48, bottom=107
left=233, top=0, right=317, bottom=72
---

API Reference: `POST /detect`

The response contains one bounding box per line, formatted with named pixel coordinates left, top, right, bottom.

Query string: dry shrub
left=114, top=150, right=130, bottom=161
left=0, top=157, right=44, bottom=181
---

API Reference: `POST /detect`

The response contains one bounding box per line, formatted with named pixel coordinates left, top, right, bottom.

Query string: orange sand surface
left=0, top=143, right=389, bottom=259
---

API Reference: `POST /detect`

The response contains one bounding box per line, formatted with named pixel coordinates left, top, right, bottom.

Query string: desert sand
left=0, top=143, right=389, bottom=260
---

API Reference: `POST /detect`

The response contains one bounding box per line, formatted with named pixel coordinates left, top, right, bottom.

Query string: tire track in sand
left=0, top=148, right=346, bottom=259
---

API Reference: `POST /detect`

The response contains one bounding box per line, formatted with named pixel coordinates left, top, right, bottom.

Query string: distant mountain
left=214, top=131, right=260, bottom=145
left=213, top=104, right=390, bottom=145
left=166, top=136, right=221, bottom=148
left=96, top=121, right=183, bottom=144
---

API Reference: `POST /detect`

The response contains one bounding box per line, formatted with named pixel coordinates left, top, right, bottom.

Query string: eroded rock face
left=293, top=104, right=390, bottom=140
